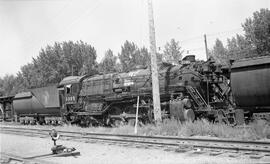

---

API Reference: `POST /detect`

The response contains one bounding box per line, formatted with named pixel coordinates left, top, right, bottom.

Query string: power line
left=23, top=0, right=71, bottom=51
left=227, top=48, right=257, bottom=55
left=178, top=36, right=203, bottom=43
left=188, top=47, right=205, bottom=51
left=23, top=0, right=103, bottom=55
left=178, top=28, right=243, bottom=44
left=54, top=0, right=103, bottom=41
left=177, top=28, right=244, bottom=55
left=207, top=28, right=242, bottom=37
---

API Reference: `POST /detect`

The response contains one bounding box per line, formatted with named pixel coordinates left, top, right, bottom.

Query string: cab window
left=66, top=84, right=71, bottom=94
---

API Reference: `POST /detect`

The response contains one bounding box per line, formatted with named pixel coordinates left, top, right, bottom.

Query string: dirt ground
left=0, top=133, right=269, bottom=164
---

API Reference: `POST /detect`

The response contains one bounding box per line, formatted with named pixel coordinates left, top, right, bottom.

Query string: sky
left=0, top=0, right=268, bottom=77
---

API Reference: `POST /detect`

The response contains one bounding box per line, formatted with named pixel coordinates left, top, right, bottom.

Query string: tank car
left=59, top=55, right=232, bottom=126
left=231, top=55, right=270, bottom=122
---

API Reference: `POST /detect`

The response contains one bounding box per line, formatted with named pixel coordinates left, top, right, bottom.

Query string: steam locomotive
left=58, top=55, right=231, bottom=126
left=1, top=55, right=269, bottom=126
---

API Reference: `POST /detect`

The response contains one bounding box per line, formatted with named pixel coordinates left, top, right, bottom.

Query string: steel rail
left=0, top=152, right=54, bottom=164
left=1, top=126, right=270, bottom=145
left=2, top=130, right=270, bottom=154
left=1, top=126, right=270, bottom=153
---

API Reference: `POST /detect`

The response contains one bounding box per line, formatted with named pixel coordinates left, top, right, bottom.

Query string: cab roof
left=59, top=76, right=86, bottom=86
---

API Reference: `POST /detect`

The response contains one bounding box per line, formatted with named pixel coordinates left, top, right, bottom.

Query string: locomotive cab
left=58, top=76, right=87, bottom=111
left=59, top=76, right=86, bottom=104
left=58, top=75, right=89, bottom=124
left=64, top=83, right=79, bottom=104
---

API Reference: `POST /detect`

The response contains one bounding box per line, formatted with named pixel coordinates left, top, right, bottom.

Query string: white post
left=134, top=96, right=140, bottom=134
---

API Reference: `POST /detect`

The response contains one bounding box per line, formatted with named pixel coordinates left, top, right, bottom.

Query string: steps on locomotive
left=186, top=86, right=207, bottom=108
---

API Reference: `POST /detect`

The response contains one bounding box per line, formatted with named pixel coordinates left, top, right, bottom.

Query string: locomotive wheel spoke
left=113, top=119, right=125, bottom=127
left=128, top=119, right=135, bottom=126
left=215, top=110, right=229, bottom=124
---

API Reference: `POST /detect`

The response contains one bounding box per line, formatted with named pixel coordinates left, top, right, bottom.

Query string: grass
left=131, top=119, right=270, bottom=140
left=1, top=119, right=270, bottom=141
left=177, top=119, right=270, bottom=140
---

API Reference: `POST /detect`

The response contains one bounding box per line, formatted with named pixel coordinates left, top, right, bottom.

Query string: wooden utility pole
left=204, top=34, right=209, bottom=60
left=204, top=34, right=210, bottom=105
left=147, top=0, right=162, bottom=122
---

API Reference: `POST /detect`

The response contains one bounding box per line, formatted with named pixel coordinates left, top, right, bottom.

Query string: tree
left=138, top=47, right=151, bottom=67
left=156, top=52, right=163, bottom=63
left=209, top=39, right=228, bottom=64
left=118, top=41, right=150, bottom=72
left=210, top=9, right=269, bottom=61
left=18, top=40, right=98, bottom=88
left=242, top=8, right=270, bottom=55
left=0, top=74, right=17, bottom=96
left=0, top=77, right=3, bottom=96
left=227, top=34, right=254, bottom=60
left=19, top=63, right=38, bottom=88
left=163, top=39, right=184, bottom=64
left=99, top=49, right=118, bottom=73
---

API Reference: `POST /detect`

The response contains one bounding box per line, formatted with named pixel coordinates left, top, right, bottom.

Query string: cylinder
left=231, top=56, right=270, bottom=110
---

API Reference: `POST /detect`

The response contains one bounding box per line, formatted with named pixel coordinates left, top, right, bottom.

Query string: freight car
left=231, top=55, right=270, bottom=123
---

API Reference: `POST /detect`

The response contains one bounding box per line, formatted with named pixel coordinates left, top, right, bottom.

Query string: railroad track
left=1, top=126, right=270, bottom=159
left=0, top=152, right=55, bottom=164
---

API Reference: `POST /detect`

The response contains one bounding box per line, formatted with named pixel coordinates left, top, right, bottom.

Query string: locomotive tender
left=0, top=55, right=269, bottom=125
